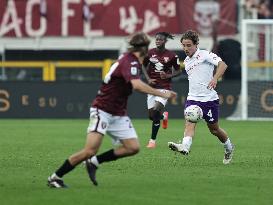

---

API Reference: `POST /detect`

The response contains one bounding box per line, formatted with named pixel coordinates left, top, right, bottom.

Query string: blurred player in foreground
left=47, top=32, right=177, bottom=188
left=142, top=32, right=181, bottom=149
left=167, top=30, right=235, bottom=164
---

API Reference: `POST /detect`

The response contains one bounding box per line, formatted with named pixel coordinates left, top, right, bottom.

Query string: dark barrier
left=0, top=81, right=241, bottom=118
left=248, top=81, right=273, bottom=118
left=0, top=82, right=99, bottom=118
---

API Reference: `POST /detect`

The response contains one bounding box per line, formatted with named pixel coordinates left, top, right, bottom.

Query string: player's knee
left=209, top=127, right=219, bottom=136
left=152, top=110, right=161, bottom=123
left=127, top=145, right=140, bottom=155
left=84, top=149, right=96, bottom=159
left=131, top=146, right=140, bottom=155
left=148, top=114, right=153, bottom=121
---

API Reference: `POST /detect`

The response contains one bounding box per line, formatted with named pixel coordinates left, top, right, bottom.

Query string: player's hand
left=160, top=71, right=169, bottom=79
left=208, top=79, right=217, bottom=90
left=165, top=90, right=177, bottom=100
left=148, top=79, right=156, bottom=85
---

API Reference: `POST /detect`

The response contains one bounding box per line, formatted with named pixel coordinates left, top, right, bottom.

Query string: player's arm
left=208, top=61, right=227, bottom=89
left=141, top=65, right=156, bottom=85
left=160, top=55, right=182, bottom=79
left=141, top=65, right=150, bottom=81
left=160, top=68, right=182, bottom=79
left=131, top=79, right=176, bottom=99
left=172, top=67, right=182, bottom=77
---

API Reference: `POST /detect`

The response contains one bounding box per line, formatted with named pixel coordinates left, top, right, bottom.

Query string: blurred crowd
left=243, top=0, right=273, bottom=18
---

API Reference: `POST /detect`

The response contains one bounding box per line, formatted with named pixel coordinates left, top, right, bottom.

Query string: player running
left=142, top=32, right=181, bottom=149
left=47, top=32, right=177, bottom=188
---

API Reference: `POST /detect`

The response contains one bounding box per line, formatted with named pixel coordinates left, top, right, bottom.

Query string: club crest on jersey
left=130, top=66, right=138, bottom=75
left=163, top=57, right=169, bottom=63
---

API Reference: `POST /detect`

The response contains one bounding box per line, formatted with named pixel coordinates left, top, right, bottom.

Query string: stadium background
left=0, top=0, right=249, bottom=119
left=0, top=1, right=273, bottom=205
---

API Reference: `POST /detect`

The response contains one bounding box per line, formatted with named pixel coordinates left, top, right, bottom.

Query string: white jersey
left=184, top=48, right=222, bottom=102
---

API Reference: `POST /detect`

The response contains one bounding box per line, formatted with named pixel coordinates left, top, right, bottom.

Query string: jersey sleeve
left=143, top=56, right=150, bottom=67
left=172, top=54, right=181, bottom=70
left=121, top=60, right=141, bottom=83
left=205, top=51, right=222, bottom=66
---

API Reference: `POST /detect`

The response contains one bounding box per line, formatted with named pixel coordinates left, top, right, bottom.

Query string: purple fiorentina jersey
left=143, top=48, right=180, bottom=90
left=92, top=52, right=141, bottom=116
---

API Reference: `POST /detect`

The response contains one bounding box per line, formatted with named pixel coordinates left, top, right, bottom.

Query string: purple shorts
left=185, top=100, right=219, bottom=124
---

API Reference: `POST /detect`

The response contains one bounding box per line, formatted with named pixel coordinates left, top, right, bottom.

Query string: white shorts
left=147, top=89, right=168, bottom=109
left=87, top=107, right=138, bottom=143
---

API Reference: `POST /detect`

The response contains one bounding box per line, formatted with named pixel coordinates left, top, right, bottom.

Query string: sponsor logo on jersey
left=131, top=61, right=138, bottom=65
left=155, top=62, right=164, bottom=71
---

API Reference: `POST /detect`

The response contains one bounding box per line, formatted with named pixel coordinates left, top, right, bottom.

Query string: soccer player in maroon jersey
left=142, top=32, right=181, bottom=148
left=47, top=32, right=177, bottom=188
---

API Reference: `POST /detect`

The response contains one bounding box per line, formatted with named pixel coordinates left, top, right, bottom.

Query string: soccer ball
left=184, top=105, right=203, bottom=123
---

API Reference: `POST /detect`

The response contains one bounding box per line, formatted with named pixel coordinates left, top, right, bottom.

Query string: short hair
left=180, top=30, right=199, bottom=45
left=127, top=32, right=150, bottom=57
left=128, top=32, right=150, bottom=49
left=155, top=32, right=174, bottom=40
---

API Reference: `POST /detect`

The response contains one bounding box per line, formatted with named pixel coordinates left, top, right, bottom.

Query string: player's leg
left=86, top=116, right=139, bottom=185
left=168, top=121, right=196, bottom=155
left=146, top=94, right=156, bottom=148
left=147, top=101, right=164, bottom=148
left=48, top=131, right=103, bottom=188
left=88, top=138, right=140, bottom=166
left=48, top=107, right=108, bottom=188
left=204, top=100, right=234, bottom=164
left=168, top=100, right=197, bottom=155
left=207, top=122, right=228, bottom=143
left=207, top=122, right=234, bottom=164
left=155, top=90, right=169, bottom=130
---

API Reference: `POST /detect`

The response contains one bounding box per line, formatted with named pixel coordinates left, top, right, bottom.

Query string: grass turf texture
left=0, top=119, right=273, bottom=205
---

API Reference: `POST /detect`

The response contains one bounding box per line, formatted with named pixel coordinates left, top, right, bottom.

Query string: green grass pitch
left=0, top=119, right=273, bottom=205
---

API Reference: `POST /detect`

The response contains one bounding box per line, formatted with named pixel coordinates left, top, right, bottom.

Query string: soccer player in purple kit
left=167, top=30, right=235, bottom=164
left=142, top=32, right=181, bottom=149
left=47, top=32, right=177, bottom=188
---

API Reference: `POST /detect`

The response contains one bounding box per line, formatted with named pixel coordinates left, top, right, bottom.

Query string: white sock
left=90, top=156, right=99, bottom=167
left=51, top=173, right=61, bottom=179
left=223, top=138, right=232, bottom=150
left=182, top=136, right=192, bottom=151
left=149, top=139, right=156, bottom=143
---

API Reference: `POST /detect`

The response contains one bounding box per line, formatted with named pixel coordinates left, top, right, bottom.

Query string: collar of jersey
left=191, top=48, right=200, bottom=59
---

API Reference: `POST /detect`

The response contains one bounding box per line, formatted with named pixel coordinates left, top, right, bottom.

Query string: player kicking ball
left=167, top=30, right=234, bottom=164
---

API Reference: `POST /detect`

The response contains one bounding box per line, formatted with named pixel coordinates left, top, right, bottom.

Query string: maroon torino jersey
left=143, top=48, right=180, bottom=90
left=92, top=52, right=141, bottom=116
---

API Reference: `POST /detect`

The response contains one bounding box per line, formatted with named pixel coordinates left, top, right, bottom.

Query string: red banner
left=0, top=0, right=236, bottom=37
left=177, top=0, right=237, bottom=36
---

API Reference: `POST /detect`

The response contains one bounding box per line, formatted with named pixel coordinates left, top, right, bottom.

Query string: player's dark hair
left=180, top=30, right=199, bottom=45
left=155, top=32, right=174, bottom=40
left=128, top=32, right=150, bottom=56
